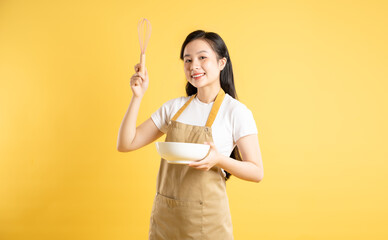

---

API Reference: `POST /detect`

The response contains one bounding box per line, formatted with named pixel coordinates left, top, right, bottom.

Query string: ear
left=218, top=57, right=227, bottom=71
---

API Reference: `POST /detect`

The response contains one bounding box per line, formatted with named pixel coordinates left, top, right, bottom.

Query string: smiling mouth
left=192, top=73, right=205, bottom=79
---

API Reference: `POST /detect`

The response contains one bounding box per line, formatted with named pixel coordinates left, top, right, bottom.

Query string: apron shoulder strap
left=205, top=89, right=225, bottom=127
left=171, top=89, right=226, bottom=126
left=171, top=94, right=196, bottom=121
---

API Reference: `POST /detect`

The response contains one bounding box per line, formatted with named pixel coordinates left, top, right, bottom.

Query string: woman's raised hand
left=130, top=63, right=149, bottom=98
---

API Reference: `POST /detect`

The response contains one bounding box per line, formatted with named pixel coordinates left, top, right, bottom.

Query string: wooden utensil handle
left=140, top=53, right=146, bottom=76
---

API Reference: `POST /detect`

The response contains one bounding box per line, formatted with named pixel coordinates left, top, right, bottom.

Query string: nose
left=190, top=58, right=200, bottom=71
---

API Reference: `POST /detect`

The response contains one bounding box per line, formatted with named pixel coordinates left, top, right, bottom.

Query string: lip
left=191, top=72, right=206, bottom=78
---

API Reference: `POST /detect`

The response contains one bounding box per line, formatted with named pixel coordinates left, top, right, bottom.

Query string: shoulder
left=222, top=93, right=253, bottom=115
left=221, top=94, right=258, bottom=142
left=221, top=94, right=257, bottom=128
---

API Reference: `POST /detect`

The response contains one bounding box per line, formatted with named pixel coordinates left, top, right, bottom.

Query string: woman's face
left=183, top=39, right=226, bottom=90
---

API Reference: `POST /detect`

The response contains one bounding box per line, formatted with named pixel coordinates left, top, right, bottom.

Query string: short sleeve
left=151, top=97, right=187, bottom=134
left=151, top=99, right=173, bottom=134
left=232, top=105, right=258, bottom=143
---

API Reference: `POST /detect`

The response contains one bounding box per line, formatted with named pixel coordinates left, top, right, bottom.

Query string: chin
left=189, top=81, right=206, bottom=89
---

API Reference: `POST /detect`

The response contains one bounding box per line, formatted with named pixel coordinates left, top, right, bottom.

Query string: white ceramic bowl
left=155, top=142, right=210, bottom=164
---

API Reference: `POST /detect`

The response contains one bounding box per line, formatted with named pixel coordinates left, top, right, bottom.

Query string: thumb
left=145, top=67, right=148, bottom=78
left=204, top=141, right=215, bottom=148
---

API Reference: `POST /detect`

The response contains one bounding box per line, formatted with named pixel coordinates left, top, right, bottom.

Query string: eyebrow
left=183, top=50, right=208, bottom=58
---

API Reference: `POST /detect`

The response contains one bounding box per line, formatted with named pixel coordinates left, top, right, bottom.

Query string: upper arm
left=236, top=134, right=263, bottom=172
left=122, top=117, right=164, bottom=152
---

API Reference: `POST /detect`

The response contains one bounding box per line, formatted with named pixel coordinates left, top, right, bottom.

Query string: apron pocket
left=150, top=193, right=203, bottom=240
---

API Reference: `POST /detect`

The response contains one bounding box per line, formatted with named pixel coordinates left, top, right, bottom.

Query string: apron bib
left=149, top=89, right=233, bottom=240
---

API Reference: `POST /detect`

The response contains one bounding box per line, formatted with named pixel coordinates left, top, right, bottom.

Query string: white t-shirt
left=151, top=93, right=258, bottom=157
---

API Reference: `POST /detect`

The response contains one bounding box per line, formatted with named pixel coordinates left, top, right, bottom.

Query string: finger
left=138, top=72, right=145, bottom=80
left=143, top=69, right=149, bottom=83
left=134, top=63, right=141, bottom=72
left=130, top=77, right=137, bottom=86
left=133, top=75, right=142, bottom=82
left=188, top=163, right=204, bottom=169
left=131, top=74, right=142, bottom=81
left=188, top=161, right=199, bottom=167
left=191, top=164, right=210, bottom=171
left=133, top=79, right=142, bottom=86
left=204, top=142, right=216, bottom=154
left=189, top=159, right=206, bottom=167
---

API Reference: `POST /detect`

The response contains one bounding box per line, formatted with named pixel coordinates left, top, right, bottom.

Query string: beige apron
left=149, top=89, right=233, bottom=240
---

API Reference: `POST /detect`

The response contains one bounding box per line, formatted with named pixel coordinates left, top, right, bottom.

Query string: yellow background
left=1, top=0, right=387, bottom=239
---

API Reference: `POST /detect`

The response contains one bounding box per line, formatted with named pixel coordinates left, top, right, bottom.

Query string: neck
left=196, top=84, right=221, bottom=104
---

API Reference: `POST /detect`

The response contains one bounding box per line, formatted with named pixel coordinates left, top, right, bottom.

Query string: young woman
left=117, top=30, right=264, bottom=240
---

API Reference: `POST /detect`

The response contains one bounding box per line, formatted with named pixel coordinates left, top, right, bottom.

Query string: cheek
left=205, top=59, right=218, bottom=69
left=184, top=66, right=190, bottom=74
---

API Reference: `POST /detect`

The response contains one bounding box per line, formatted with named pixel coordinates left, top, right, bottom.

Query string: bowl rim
left=156, top=141, right=209, bottom=146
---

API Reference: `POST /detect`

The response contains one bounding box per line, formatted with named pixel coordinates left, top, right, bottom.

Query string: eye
left=200, top=56, right=206, bottom=60
left=185, top=59, right=191, bottom=63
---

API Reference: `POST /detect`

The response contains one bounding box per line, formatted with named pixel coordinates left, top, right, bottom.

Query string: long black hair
left=179, top=30, right=242, bottom=181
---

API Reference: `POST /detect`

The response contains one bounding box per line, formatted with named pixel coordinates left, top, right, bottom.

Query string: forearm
left=217, top=155, right=263, bottom=183
left=117, top=95, right=142, bottom=151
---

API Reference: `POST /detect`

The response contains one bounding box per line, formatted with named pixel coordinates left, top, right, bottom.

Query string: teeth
left=192, top=73, right=205, bottom=78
